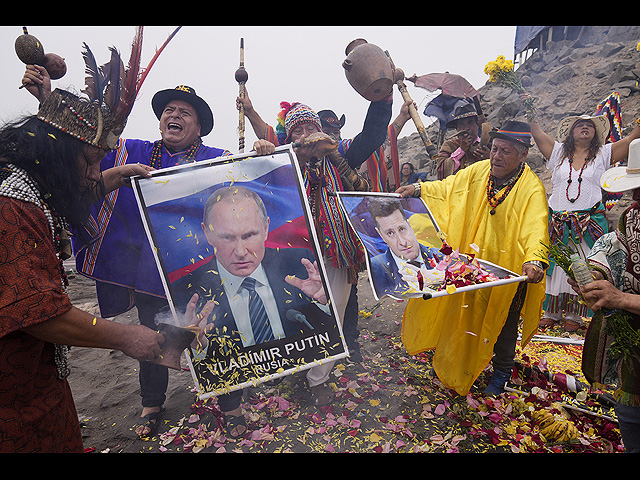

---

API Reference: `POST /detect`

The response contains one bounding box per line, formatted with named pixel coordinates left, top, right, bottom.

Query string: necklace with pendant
left=566, top=154, right=588, bottom=203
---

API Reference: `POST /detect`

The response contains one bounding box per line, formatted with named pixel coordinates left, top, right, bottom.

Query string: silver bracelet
left=525, top=260, right=547, bottom=271
left=413, top=182, right=421, bottom=197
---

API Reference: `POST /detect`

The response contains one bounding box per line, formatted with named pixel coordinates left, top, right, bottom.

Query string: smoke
left=153, top=304, right=187, bottom=329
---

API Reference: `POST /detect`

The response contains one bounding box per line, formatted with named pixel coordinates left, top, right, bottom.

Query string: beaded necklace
left=0, top=164, right=71, bottom=378
left=565, top=153, right=590, bottom=203
left=486, top=163, right=525, bottom=215
left=149, top=138, right=202, bottom=169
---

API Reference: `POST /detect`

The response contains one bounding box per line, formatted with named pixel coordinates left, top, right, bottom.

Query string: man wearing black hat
left=63, top=85, right=272, bottom=438
left=151, top=85, right=215, bottom=153
left=67, top=85, right=236, bottom=438
left=435, top=100, right=492, bottom=180
left=396, top=120, right=549, bottom=397
left=318, top=109, right=346, bottom=141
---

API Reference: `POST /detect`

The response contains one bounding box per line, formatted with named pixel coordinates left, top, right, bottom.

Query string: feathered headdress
left=37, top=26, right=181, bottom=150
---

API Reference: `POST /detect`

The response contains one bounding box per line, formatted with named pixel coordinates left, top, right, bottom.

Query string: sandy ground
left=64, top=259, right=621, bottom=454
left=65, top=262, right=441, bottom=453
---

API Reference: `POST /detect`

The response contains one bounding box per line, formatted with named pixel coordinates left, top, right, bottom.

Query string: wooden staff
left=385, top=51, right=436, bottom=158
left=235, top=38, right=248, bottom=153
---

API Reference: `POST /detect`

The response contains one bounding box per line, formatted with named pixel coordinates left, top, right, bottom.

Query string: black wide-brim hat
left=318, top=109, right=346, bottom=130
left=445, top=100, right=478, bottom=129
left=152, top=85, right=214, bottom=136
left=489, top=120, right=533, bottom=148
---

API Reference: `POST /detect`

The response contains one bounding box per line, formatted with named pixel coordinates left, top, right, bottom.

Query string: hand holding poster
left=131, top=147, right=347, bottom=399
left=336, top=192, right=526, bottom=301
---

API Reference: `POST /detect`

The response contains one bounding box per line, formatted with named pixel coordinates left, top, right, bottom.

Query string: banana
left=532, top=410, right=554, bottom=425
left=532, top=409, right=581, bottom=443
left=542, top=420, right=564, bottom=441
left=563, top=422, right=579, bottom=442
left=539, top=416, right=556, bottom=430
left=541, top=419, right=579, bottom=443
left=540, top=422, right=554, bottom=438
left=532, top=410, right=550, bottom=421
left=555, top=421, right=569, bottom=440
left=548, top=422, right=563, bottom=439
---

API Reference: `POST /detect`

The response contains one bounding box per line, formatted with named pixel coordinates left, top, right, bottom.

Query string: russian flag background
left=134, top=149, right=314, bottom=285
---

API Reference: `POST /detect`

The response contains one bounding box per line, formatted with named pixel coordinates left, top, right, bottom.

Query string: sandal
left=563, top=317, right=584, bottom=332
left=136, top=407, right=165, bottom=438
left=224, top=414, right=247, bottom=439
left=310, top=382, right=334, bottom=407
left=539, top=316, right=558, bottom=329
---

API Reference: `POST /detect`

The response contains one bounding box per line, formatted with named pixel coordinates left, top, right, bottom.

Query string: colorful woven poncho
left=72, top=138, right=230, bottom=317
left=583, top=203, right=640, bottom=407
left=266, top=121, right=365, bottom=279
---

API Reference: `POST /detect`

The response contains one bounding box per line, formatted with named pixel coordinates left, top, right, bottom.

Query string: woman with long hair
left=522, top=91, right=640, bottom=330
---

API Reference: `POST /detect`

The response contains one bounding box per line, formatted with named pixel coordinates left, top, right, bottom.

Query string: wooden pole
left=385, top=51, right=436, bottom=158
left=235, top=38, right=248, bottom=153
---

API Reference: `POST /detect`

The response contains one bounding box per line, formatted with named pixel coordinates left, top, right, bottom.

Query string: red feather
left=137, top=26, right=182, bottom=96
left=114, top=26, right=182, bottom=126
left=115, top=26, right=144, bottom=124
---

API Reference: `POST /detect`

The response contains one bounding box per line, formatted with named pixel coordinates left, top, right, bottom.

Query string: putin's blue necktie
left=241, top=277, right=274, bottom=344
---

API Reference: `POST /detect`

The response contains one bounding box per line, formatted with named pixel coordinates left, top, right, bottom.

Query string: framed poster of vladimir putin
left=131, top=146, right=347, bottom=399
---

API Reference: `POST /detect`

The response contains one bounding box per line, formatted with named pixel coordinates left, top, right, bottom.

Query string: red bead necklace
left=486, top=163, right=525, bottom=215
left=566, top=153, right=589, bottom=203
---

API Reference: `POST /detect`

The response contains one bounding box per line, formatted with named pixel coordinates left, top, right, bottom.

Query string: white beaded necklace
left=0, top=164, right=71, bottom=379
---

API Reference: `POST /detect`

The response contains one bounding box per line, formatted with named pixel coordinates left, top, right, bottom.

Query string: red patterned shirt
left=0, top=197, right=82, bottom=453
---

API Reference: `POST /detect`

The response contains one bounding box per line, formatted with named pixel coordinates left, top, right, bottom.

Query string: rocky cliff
left=399, top=26, right=640, bottom=226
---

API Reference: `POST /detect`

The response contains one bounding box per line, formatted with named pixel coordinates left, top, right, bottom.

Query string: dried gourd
left=15, top=27, right=45, bottom=65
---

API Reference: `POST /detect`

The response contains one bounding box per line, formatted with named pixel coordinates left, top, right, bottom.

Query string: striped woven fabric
left=596, top=92, right=623, bottom=210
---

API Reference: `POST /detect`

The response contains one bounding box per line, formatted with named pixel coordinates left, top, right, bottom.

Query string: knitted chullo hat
left=276, top=102, right=322, bottom=144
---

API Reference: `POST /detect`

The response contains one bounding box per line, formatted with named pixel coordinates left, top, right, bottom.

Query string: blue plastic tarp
left=514, top=26, right=549, bottom=55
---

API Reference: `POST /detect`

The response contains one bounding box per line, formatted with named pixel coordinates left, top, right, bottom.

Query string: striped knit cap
left=276, top=102, right=322, bottom=144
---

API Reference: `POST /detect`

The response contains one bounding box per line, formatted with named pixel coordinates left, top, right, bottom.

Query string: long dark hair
left=561, top=120, right=601, bottom=165
left=0, top=115, right=105, bottom=227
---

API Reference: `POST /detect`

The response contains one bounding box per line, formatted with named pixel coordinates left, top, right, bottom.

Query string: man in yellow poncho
left=397, top=120, right=549, bottom=396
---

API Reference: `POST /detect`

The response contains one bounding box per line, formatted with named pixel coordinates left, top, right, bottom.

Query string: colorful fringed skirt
left=544, top=203, right=608, bottom=318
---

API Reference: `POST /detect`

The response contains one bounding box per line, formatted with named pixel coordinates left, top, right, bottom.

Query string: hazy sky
left=1, top=26, right=516, bottom=154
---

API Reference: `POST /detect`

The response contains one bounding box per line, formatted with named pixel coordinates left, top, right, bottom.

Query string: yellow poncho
left=403, top=160, right=548, bottom=395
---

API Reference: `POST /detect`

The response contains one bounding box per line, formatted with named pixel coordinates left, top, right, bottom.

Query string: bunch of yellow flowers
left=484, top=55, right=536, bottom=119
left=484, top=55, right=516, bottom=84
